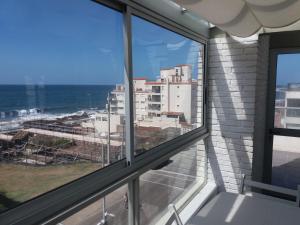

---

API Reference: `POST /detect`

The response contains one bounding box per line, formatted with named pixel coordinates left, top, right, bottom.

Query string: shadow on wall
left=205, top=35, right=259, bottom=192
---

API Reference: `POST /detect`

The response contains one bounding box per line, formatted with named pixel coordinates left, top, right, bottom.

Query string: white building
left=110, top=64, right=198, bottom=125
left=81, top=111, right=124, bottom=135
left=282, top=84, right=300, bottom=129
left=110, top=84, right=126, bottom=115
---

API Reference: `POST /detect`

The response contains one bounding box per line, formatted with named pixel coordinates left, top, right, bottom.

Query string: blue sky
left=277, top=54, right=300, bottom=86
left=0, top=0, right=201, bottom=85
left=132, top=16, right=201, bottom=80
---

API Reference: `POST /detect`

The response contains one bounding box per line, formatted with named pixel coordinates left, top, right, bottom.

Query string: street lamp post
left=107, top=93, right=111, bottom=164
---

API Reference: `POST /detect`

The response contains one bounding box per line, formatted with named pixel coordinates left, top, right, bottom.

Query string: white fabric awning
left=174, top=0, right=300, bottom=37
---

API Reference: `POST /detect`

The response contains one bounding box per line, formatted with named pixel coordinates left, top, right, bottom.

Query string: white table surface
left=187, top=192, right=300, bottom=225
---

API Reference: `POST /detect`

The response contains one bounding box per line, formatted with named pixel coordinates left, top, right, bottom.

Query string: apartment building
left=279, top=83, right=300, bottom=129
left=81, top=112, right=124, bottom=134
left=110, top=64, right=197, bottom=124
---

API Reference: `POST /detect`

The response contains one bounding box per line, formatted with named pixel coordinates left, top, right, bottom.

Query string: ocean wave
left=0, top=108, right=93, bottom=120
left=0, top=108, right=99, bottom=132
left=0, top=108, right=41, bottom=120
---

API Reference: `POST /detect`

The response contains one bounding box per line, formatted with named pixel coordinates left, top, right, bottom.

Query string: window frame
left=0, top=0, right=208, bottom=224
left=262, top=31, right=300, bottom=186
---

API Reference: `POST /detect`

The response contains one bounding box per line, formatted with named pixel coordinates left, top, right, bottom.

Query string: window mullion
left=124, top=4, right=134, bottom=165
left=123, top=5, right=140, bottom=225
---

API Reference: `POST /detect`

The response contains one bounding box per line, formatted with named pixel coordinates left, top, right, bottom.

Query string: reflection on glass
left=139, top=139, right=205, bottom=225
left=274, top=54, right=300, bottom=129
left=131, top=16, right=204, bottom=154
left=61, top=185, right=128, bottom=225
left=0, top=0, right=125, bottom=212
left=272, top=135, right=300, bottom=189
left=273, top=53, right=300, bottom=189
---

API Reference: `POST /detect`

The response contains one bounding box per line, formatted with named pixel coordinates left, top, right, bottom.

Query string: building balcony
left=110, top=102, right=124, bottom=108
left=111, top=97, right=117, bottom=102
left=274, top=106, right=300, bottom=129
left=149, top=92, right=161, bottom=96
left=147, top=101, right=161, bottom=105
left=151, top=87, right=161, bottom=93
left=148, top=95, right=161, bottom=102
left=148, top=105, right=161, bottom=111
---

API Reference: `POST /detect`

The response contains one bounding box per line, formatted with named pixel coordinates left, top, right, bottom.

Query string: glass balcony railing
left=140, top=139, right=205, bottom=225
left=60, top=185, right=129, bottom=225
left=57, top=138, right=206, bottom=225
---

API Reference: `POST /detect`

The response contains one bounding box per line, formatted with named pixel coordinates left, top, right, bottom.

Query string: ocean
left=0, top=85, right=114, bottom=121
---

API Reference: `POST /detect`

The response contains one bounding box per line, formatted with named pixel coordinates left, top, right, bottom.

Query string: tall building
left=110, top=64, right=198, bottom=125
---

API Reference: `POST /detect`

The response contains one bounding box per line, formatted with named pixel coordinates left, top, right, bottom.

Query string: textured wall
left=203, top=33, right=269, bottom=192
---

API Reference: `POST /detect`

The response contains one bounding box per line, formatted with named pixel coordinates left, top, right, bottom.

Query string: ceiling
left=174, top=0, right=300, bottom=37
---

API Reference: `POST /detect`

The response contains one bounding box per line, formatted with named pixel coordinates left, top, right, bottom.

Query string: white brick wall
left=203, top=34, right=269, bottom=192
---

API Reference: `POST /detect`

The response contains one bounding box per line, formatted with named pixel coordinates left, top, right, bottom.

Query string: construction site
left=0, top=115, right=125, bottom=167
left=0, top=114, right=181, bottom=167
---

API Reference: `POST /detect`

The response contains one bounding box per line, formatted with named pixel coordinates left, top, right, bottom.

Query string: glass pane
left=274, top=53, right=300, bottom=129
left=61, top=185, right=128, bottom=225
left=139, top=139, right=206, bottom=225
left=0, top=1, right=125, bottom=212
left=272, top=135, right=300, bottom=189
left=131, top=16, right=204, bottom=154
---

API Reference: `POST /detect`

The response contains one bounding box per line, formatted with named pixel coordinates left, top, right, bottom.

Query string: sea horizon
left=0, top=84, right=118, bottom=86
left=0, top=85, right=115, bottom=120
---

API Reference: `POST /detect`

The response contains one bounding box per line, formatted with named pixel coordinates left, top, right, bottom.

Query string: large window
left=0, top=0, right=125, bottom=212
left=272, top=53, right=300, bottom=189
left=0, top=1, right=207, bottom=224
left=132, top=16, right=204, bottom=154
